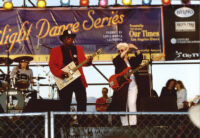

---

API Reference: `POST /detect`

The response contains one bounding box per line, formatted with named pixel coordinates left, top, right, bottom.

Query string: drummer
left=10, top=56, right=34, bottom=89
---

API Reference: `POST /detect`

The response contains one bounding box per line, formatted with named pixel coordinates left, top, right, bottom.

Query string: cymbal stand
left=0, top=69, right=4, bottom=74
left=48, top=75, right=55, bottom=99
left=35, top=76, right=40, bottom=99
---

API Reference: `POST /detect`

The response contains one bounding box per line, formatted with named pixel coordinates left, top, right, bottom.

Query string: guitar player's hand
left=87, top=56, right=93, bottom=65
left=128, top=43, right=140, bottom=54
left=62, top=72, right=69, bottom=78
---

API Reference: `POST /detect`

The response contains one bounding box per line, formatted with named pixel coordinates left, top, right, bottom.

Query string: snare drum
left=0, top=89, right=25, bottom=112
left=14, top=74, right=30, bottom=90
left=0, top=74, right=10, bottom=91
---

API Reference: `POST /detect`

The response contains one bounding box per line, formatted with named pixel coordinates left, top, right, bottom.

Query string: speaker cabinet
left=135, top=66, right=159, bottom=111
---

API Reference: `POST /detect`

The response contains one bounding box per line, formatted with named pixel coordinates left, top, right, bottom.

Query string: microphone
left=6, top=43, right=10, bottom=49
left=36, top=44, right=40, bottom=50
left=5, top=43, right=11, bottom=53
left=36, top=39, right=40, bottom=50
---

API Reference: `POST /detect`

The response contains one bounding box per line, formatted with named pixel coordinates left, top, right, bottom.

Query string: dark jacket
left=159, top=87, right=178, bottom=111
left=107, top=52, right=143, bottom=111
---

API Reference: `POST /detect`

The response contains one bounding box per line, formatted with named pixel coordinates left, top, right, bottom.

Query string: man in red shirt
left=96, top=87, right=109, bottom=126
left=96, top=87, right=109, bottom=112
left=49, top=30, right=93, bottom=113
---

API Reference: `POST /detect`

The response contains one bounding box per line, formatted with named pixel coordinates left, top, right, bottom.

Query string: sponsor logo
left=176, top=51, right=199, bottom=59
left=175, top=21, right=195, bottom=32
left=175, top=7, right=194, bottom=18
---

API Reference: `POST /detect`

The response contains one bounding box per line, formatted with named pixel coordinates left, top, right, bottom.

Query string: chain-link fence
left=51, top=112, right=200, bottom=138
left=0, top=112, right=48, bottom=138
left=0, top=112, right=199, bottom=138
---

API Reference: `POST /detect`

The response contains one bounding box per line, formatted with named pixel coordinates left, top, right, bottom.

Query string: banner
left=163, top=5, right=200, bottom=60
left=0, top=7, right=163, bottom=62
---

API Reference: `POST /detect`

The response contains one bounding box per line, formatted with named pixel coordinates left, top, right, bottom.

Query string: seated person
left=96, top=87, right=109, bottom=112
left=96, top=87, right=109, bottom=126
left=159, top=79, right=178, bottom=111
left=176, top=80, right=188, bottom=111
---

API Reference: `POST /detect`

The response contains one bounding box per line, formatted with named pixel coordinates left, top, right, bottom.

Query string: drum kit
left=0, top=56, right=46, bottom=113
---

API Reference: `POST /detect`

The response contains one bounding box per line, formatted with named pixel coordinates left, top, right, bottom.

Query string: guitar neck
left=72, top=52, right=97, bottom=72
left=126, top=63, right=148, bottom=77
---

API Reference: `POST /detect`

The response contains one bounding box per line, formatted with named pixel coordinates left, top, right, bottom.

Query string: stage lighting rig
left=80, top=0, right=89, bottom=6
left=60, top=0, right=70, bottom=6
left=3, top=0, right=13, bottom=10
left=37, top=0, right=46, bottom=8
left=99, top=0, right=108, bottom=7
left=122, top=0, right=132, bottom=5
left=162, top=0, right=171, bottom=5
left=142, top=0, right=152, bottom=5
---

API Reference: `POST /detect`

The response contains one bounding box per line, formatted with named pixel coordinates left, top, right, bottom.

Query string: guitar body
left=108, top=67, right=132, bottom=91
left=54, top=62, right=81, bottom=90
left=54, top=48, right=103, bottom=90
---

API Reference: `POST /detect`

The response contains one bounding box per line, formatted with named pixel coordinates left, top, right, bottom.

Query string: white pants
left=120, top=85, right=138, bottom=126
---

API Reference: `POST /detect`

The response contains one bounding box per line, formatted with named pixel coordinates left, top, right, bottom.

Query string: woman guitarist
left=107, top=42, right=143, bottom=127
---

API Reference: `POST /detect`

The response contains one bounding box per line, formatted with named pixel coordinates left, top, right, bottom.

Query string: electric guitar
left=54, top=48, right=102, bottom=90
left=108, top=61, right=149, bottom=91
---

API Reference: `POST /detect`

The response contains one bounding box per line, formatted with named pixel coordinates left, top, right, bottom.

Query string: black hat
left=59, top=30, right=76, bottom=41
left=14, top=56, right=33, bottom=63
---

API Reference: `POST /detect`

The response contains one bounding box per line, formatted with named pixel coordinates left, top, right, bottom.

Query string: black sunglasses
left=118, top=49, right=124, bottom=52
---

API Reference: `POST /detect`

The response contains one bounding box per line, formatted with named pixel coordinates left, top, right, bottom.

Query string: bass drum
left=0, top=89, right=25, bottom=112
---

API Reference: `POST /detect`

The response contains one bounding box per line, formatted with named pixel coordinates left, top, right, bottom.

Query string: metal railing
left=0, top=111, right=200, bottom=137
left=50, top=111, right=200, bottom=138
left=0, top=112, right=48, bottom=138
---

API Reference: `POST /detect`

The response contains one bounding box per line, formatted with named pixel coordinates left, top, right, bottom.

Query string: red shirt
left=49, top=45, right=88, bottom=88
left=96, top=97, right=108, bottom=112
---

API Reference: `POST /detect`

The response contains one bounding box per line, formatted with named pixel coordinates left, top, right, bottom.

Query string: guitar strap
left=61, top=45, right=78, bottom=66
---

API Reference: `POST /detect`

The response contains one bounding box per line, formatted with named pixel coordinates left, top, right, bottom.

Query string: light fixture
left=60, top=0, right=70, bottom=6
left=80, top=0, right=89, bottom=6
left=37, top=0, right=46, bottom=8
left=99, top=0, right=108, bottom=7
left=162, top=0, right=171, bottom=5
left=142, top=0, right=152, bottom=5
left=181, top=0, right=191, bottom=4
left=122, top=0, right=132, bottom=5
left=3, top=0, right=13, bottom=10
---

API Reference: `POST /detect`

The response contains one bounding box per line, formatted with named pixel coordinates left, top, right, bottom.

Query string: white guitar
left=54, top=49, right=102, bottom=90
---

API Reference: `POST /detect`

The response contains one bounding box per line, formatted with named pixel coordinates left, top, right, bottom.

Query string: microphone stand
left=148, top=48, right=154, bottom=97
left=5, top=43, right=11, bottom=113
left=0, top=69, right=4, bottom=74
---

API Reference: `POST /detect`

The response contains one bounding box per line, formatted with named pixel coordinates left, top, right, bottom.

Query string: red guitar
left=108, top=62, right=148, bottom=91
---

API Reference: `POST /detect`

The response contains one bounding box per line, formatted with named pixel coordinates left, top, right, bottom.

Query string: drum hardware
left=14, top=73, right=30, bottom=91
left=0, top=74, right=11, bottom=91
left=1, top=46, right=35, bottom=113
left=0, top=43, right=13, bottom=113
left=0, top=89, right=25, bottom=112
left=0, top=57, right=13, bottom=65
left=0, top=69, right=4, bottom=74
left=32, top=75, right=46, bottom=99
left=32, top=76, right=46, bottom=80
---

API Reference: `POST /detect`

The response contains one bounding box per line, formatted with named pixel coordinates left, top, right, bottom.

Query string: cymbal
left=0, top=57, right=13, bottom=65
left=32, top=76, right=46, bottom=80
left=13, top=56, right=33, bottom=63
